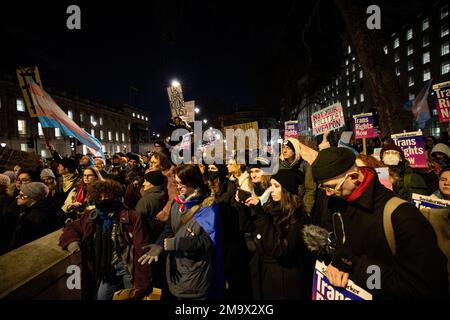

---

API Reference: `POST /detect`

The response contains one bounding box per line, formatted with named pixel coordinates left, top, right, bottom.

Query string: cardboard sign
left=411, top=193, right=450, bottom=209
left=312, top=260, right=372, bottom=300
left=167, top=85, right=186, bottom=118
left=284, top=121, right=299, bottom=140
left=311, top=103, right=345, bottom=136
left=353, top=113, right=376, bottom=139
left=182, top=100, right=195, bottom=123
left=0, top=147, right=40, bottom=171
left=391, top=131, right=427, bottom=168
left=433, top=81, right=450, bottom=123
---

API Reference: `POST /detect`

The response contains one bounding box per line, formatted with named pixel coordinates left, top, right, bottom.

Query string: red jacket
left=59, top=208, right=151, bottom=293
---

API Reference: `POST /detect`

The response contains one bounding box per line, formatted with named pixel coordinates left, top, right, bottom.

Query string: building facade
left=0, top=79, right=150, bottom=158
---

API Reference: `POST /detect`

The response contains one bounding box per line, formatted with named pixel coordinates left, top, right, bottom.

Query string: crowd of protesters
left=0, top=120, right=449, bottom=300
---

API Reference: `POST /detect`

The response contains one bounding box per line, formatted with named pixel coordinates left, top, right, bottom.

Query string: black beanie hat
left=128, top=153, right=140, bottom=163
left=144, top=170, right=165, bottom=186
left=60, top=158, right=77, bottom=173
left=271, top=169, right=304, bottom=194
left=247, top=156, right=271, bottom=171
left=380, top=143, right=405, bottom=161
left=312, top=147, right=356, bottom=181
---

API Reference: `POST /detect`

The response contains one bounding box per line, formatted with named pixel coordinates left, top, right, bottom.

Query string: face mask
left=383, top=154, right=400, bottom=166
left=95, top=199, right=119, bottom=213
left=208, top=171, right=220, bottom=181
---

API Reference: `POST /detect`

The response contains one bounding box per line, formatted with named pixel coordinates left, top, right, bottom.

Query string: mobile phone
left=238, top=189, right=252, bottom=203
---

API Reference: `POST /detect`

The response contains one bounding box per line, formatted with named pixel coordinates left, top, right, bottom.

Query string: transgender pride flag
left=26, top=77, right=105, bottom=158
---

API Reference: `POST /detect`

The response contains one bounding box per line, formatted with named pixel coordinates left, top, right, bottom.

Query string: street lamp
left=0, top=143, right=6, bottom=148
left=156, top=134, right=160, bottom=138
left=171, top=80, right=180, bottom=87
left=203, top=119, right=208, bottom=124
left=195, top=107, right=200, bottom=114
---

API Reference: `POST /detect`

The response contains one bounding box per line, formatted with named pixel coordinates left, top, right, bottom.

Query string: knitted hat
left=312, top=147, right=356, bottom=181
left=281, top=138, right=301, bottom=165
left=21, top=182, right=49, bottom=201
left=380, top=143, right=405, bottom=161
left=40, top=168, right=55, bottom=180
left=144, top=170, right=165, bottom=187
left=59, top=158, right=77, bottom=173
left=431, top=143, right=450, bottom=158
left=271, top=169, right=304, bottom=194
left=0, top=174, right=11, bottom=187
left=2, top=170, right=16, bottom=183
left=247, top=156, right=271, bottom=171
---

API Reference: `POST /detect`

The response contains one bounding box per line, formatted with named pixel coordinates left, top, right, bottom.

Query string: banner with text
left=391, top=131, right=427, bottom=168
left=411, top=193, right=450, bottom=209
left=353, top=113, right=376, bottom=139
left=284, top=121, right=299, bottom=140
left=312, top=260, right=372, bottom=300
left=433, top=81, right=450, bottom=123
left=311, top=103, right=345, bottom=136
left=167, top=85, right=186, bottom=118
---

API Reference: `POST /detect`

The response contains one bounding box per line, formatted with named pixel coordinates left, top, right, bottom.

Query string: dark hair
left=18, top=170, right=39, bottom=182
left=87, top=179, right=123, bottom=201
left=173, top=164, right=206, bottom=191
left=150, top=152, right=172, bottom=171
left=439, top=166, right=450, bottom=177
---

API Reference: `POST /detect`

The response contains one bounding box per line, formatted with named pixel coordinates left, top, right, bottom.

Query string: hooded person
left=430, top=143, right=450, bottom=167
left=309, top=147, right=448, bottom=299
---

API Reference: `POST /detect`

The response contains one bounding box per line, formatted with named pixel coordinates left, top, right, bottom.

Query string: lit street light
left=195, top=107, right=200, bottom=114
left=156, top=134, right=160, bottom=138
left=171, top=80, right=180, bottom=87
left=203, top=119, right=208, bottom=124
left=0, top=143, right=6, bottom=148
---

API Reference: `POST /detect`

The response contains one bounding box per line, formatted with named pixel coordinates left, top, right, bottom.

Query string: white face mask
left=383, top=154, right=400, bottom=166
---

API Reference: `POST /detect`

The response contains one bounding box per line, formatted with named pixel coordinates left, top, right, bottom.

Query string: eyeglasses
left=318, top=173, right=352, bottom=195
left=17, top=193, right=28, bottom=200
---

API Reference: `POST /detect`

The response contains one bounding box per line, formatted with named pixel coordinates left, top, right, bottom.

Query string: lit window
left=442, top=61, right=450, bottom=75
left=345, top=59, right=349, bottom=66
left=347, top=100, right=350, bottom=107
left=116, top=132, right=119, bottom=141
left=16, top=98, right=25, bottom=112
left=359, top=70, right=363, bottom=79
left=384, top=46, right=388, bottom=54
left=442, top=24, right=449, bottom=38
left=406, top=28, right=413, bottom=41
left=346, top=68, right=349, bottom=76
left=422, top=18, right=429, bottom=31
left=80, top=113, right=84, bottom=122
left=102, top=145, right=106, bottom=152
left=132, top=113, right=136, bottom=117
left=408, top=60, right=414, bottom=71
left=395, top=66, right=400, bottom=76
left=394, top=38, right=399, bottom=48
left=360, top=93, right=364, bottom=102
left=68, top=110, right=73, bottom=119
left=145, top=117, right=148, bottom=121
left=423, top=51, right=430, bottom=64
left=395, top=52, right=400, bottom=62
left=353, top=97, right=357, bottom=105
left=346, top=89, right=350, bottom=97
left=335, top=79, right=339, bottom=86
left=55, top=128, right=61, bottom=137
left=17, top=120, right=26, bottom=134
left=108, top=131, right=112, bottom=141
left=442, top=42, right=449, bottom=56
left=352, top=64, right=355, bottom=72
left=423, top=69, right=431, bottom=81
left=83, top=145, right=87, bottom=155
left=347, top=45, right=351, bottom=54
left=122, top=133, right=125, bottom=142
left=99, top=117, right=103, bottom=125
left=90, top=115, right=95, bottom=124
left=441, top=5, right=448, bottom=19
left=423, top=34, right=430, bottom=47
left=407, top=44, right=413, bottom=56
left=116, top=145, right=121, bottom=153
left=408, top=75, right=415, bottom=87
left=38, top=123, right=44, bottom=136
left=351, top=55, right=355, bottom=61
left=128, top=123, right=131, bottom=131
left=20, top=144, right=27, bottom=152
left=100, top=130, right=104, bottom=140
left=409, top=93, right=415, bottom=100
left=91, top=129, right=95, bottom=137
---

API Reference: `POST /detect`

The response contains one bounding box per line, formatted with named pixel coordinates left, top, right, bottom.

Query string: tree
left=334, top=0, right=412, bottom=136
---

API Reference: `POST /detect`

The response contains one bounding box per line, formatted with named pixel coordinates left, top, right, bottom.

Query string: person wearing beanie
left=235, top=168, right=314, bottom=299
left=247, top=156, right=272, bottom=198
left=126, top=154, right=143, bottom=185
left=10, top=182, right=58, bottom=250
left=309, top=147, right=448, bottom=299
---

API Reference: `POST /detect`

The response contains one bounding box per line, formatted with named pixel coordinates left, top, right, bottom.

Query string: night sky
left=0, top=0, right=428, bottom=134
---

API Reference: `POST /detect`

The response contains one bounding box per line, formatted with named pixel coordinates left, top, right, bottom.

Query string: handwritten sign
left=311, top=103, right=345, bottom=136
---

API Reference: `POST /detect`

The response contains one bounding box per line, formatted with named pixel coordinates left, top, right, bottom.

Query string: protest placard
left=167, top=85, right=186, bottom=118
left=311, top=103, right=345, bottom=136
left=391, top=131, right=427, bottom=168
left=312, top=260, right=372, bottom=300
left=411, top=193, right=450, bottom=209
left=372, top=148, right=381, bottom=161
left=182, top=100, right=195, bottom=123
left=353, top=113, right=377, bottom=139
left=284, top=121, right=299, bottom=140
left=433, top=80, right=450, bottom=123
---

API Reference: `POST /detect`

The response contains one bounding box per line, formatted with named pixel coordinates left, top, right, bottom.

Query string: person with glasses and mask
left=310, top=147, right=448, bottom=299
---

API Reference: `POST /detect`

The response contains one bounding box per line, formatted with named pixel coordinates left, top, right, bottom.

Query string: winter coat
left=327, top=173, right=448, bottom=299
left=391, top=161, right=428, bottom=201
left=59, top=207, right=151, bottom=298
left=10, top=199, right=59, bottom=249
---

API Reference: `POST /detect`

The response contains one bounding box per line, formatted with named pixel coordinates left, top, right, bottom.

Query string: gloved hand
left=112, top=288, right=147, bottom=300
left=67, top=241, right=81, bottom=253
left=331, top=245, right=358, bottom=274
left=138, top=244, right=163, bottom=265
left=169, top=253, right=181, bottom=284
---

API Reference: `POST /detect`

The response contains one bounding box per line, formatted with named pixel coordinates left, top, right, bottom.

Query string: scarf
left=62, top=174, right=77, bottom=193
left=75, top=185, right=87, bottom=204
left=174, top=189, right=203, bottom=213
left=345, top=167, right=376, bottom=203
left=93, top=208, right=117, bottom=282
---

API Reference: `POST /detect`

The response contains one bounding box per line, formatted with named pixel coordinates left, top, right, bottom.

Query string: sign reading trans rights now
left=311, top=103, right=345, bottom=136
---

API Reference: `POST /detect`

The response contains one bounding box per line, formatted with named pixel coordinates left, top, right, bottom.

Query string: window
left=80, top=113, right=84, bottom=122
left=122, top=133, right=125, bottom=142
left=351, top=55, right=355, bottom=61
left=20, top=144, right=27, bottom=152
left=351, top=64, right=355, bottom=72
left=353, top=97, right=357, bottom=105
left=408, top=75, right=415, bottom=87
left=345, top=68, right=349, bottom=76
left=116, top=145, right=121, bottom=153
left=408, top=60, right=414, bottom=71
left=115, top=132, right=119, bottom=141
left=38, top=123, right=43, bottom=136
left=359, top=70, right=363, bottom=79
left=423, top=69, right=431, bottom=81
left=91, top=129, right=95, bottom=137
left=132, top=113, right=136, bottom=117
left=128, top=123, right=131, bottom=131
left=100, top=130, right=104, bottom=140
left=384, top=46, right=388, bottom=54
left=346, top=89, right=350, bottom=97
left=423, top=51, right=430, bottom=64
left=83, top=145, right=87, bottom=155
left=16, top=98, right=25, bottom=112
left=335, top=79, right=339, bottom=86
left=108, top=131, right=112, bottom=141
left=442, top=42, right=449, bottom=56
left=395, top=66, right=400, bottom=76
left=423, top=34, right=430, bottom=47
left=55, top=128, right=61, bottom=137
left=102, top=145, right=106, bottom=152
left=409, top=93, right=415, bottom=100
left=18, top=120, right=26, bottom=134
left=395, top=52, right=400, bottom=62
left=68, top=110, right=73, bottom=119
left=406, top=28, right=413, bottom=41
left=99, top=117, right=103, bottom=125
left=347, top=45, right=351, bottom=54
left=442, top=61, right=450, bottom=75
left=442, top=24, right=449, bottom=38
left=360, top=93, right=364, bottom=102
left=394, top=37, right=399, bottom=48
left=407, top=44, right=413, bottom=56
left=347, top=100, right=350, bottom=107
left=422, top=18, right=429, bottom=31
left=441, top=5, right=448, bottom=19
left=145, top=117, right=148, bottom=121
left=352, top=75, right=356, bottom=83
left=345, top=59, right=349, bottom=66
left=90, top=115, right=95, bottom=124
